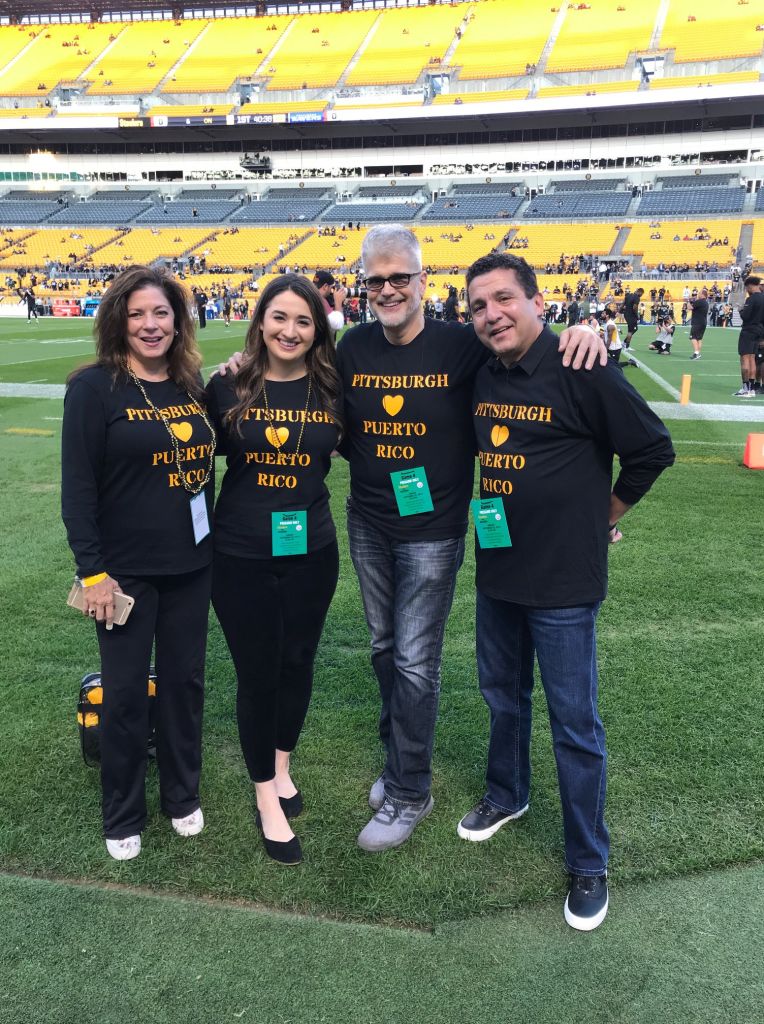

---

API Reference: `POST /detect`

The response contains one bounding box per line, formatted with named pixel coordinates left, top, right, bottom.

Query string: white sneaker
left=105, top=835, right=141, bottom=861
left=171, top=807, right=204, bottom=837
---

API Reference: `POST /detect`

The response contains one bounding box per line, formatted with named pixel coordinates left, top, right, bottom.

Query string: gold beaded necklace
left=261, top=373, right=313, bottom=456
left=128, top=368, right=216, bottom=495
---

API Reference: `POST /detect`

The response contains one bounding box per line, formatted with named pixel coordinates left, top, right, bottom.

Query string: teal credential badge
left=271, top=510, right=308, bottom=556
left=390, top=466, right=434, bottom=517
left=471, top=497, right=512, bottom=549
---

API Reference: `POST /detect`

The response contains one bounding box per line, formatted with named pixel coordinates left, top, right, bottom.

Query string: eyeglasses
left=363, top=272, right=421, bottom=293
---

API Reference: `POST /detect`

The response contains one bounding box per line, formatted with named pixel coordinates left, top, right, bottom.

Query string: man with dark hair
left=689, top=287, right=709, bottom=360
left=312, top=269, right=346, bottom=334
left=191, top=285, right=208, bottom=329
left=567, top=297, right=579, bottom=326
left=460, top=251, right=674, bottom=930
left=622, top=287, right=643, bottom=349
left=734, top=276, right=764, bottom=397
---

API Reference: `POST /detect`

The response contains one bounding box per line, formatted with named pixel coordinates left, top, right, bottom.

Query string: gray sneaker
left=368, top=775, right=385, bottom=811
left=357, top=795, right=434, bottom=852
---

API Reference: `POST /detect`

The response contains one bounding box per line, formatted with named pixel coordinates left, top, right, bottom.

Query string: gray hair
left=361, top=224, right=422, bottom=272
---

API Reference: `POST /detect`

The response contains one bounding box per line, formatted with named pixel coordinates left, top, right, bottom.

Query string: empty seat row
left=451, top=182, right=524, bottom=195
left=423, top=196, right=523, bottom=220
left=636, top=188, right=746, bottom=215
left=525, top=192, right=631, bottom=218
left=656, top=174, right=735, bottom=190
left=550, top=178, right=626, bottom=192
left=355, top=185, right=422, bottom=197
left=229, top=200, right=333, bottom=223
left=322, top=202, right=424, bottom=222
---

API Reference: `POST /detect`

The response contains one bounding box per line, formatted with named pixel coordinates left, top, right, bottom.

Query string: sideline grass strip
left=1, top=867, right=762, bottom=1024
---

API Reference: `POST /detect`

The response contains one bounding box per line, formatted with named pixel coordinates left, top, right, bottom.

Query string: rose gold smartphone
left=67, top=583, right=135, bottom=625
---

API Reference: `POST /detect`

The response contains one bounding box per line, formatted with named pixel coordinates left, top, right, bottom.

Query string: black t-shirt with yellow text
left=206, top=373, right=338, bottom=558
left=337, top=318, right=488, bottom=541
left=61, top=365, right=214, bottom=577
left=473, top=327, right=675, bottom=607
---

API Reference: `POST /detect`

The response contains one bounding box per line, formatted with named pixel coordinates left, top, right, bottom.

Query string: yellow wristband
left=82, top=573, right=108, bottom=587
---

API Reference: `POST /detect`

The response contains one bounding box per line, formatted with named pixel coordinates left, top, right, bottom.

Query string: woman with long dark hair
left=206, top=274, right=342, bottom=865
left=62, top=265, right=216, bottom=860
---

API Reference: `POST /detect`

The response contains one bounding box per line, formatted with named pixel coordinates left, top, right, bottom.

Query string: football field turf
left=0, top=316, right=762, bottom=1021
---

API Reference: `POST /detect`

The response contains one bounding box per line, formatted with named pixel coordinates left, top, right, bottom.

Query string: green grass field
left=1, top=316, right=762, bottom=1022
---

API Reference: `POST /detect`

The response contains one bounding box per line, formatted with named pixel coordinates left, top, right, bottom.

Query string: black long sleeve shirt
left=739, top=291, right=764, bottom=338
left=473, top=326, right=675, bottom=607
left=61, top=366, right=214, bottom=577
left=336, top=318, right=488, bottom=541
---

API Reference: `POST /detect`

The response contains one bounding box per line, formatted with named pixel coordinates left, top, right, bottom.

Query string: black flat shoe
left=254, top=811, right=302, bottom=865
left=279, top=790, right=303, bottom=818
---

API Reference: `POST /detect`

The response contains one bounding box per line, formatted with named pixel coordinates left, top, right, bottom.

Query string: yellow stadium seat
left=432, top=89, right=528, bottom=105
left=535, top=81, right=640, bottom=99
left=347, top=6, right=459, bottom=87
left=546, top=0, right=660, bottom=73
left=86, top=20, right=208, bottom=96
left=162, top=16, right=292, bottom=94
left=0, top=23, right=115, bottom=96
left=659, top=0, right=764, bottom=62
left=266, top=10, right=377, bottom=91
left=649, top=71, right=760, bottom=90
left=451, top=0, right=558, bottom=80
left=622, top=220, right=743, bottom=266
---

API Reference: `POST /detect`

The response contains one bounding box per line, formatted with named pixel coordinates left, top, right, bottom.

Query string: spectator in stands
left=734, top=276, right=764, bottom=397
left=689, top=288, right=709, bottom=359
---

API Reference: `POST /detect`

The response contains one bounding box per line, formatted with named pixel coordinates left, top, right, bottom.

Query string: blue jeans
left=476, top=590, right=609, bottom=876
left=347, top=501, right=465, bottom=803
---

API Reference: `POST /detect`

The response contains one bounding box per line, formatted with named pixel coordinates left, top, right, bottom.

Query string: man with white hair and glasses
left=338, top=225, right=606, bottom=851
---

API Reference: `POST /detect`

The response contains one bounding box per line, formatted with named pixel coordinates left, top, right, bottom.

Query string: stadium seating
left=432, top=89, right=528, bottom=105
left=0, top=227, right=121, bottom=269
left=413, top=225, right=505, bottom=269
left=346, top=5, right=458, bottom=87
left=46, top=201, right=152, bottom=225
left=185, top=227, right=301, bottom=270
left=505, top=223, right=622, bottom=266
left=86, top=20, right=207, bottom=96
left=422, top=195, right=523, bottom=221
left=2, top=190, right=72, bottom=202
left=623, top=220, right=742, bottom=266
left=266, top=187, right=331, bottom=199
left=535, top=82, right=640, bottom=100
left=136, top=201, right=242, bottom=224
left=355, top=186, right=422, bottom=198
left=0, top=26, right=39, bottom=79
left=161, top=16, right=292, bottom=94
left=0, top=23, right=115, bottom=96
left=266, top=10, right=377, bottom=91
left=656, top=175, right=735, bottom=190
left=636, top=188, right=746, bottom=216
left=649, top=71, right=760, bottom=91
left=91, top=227, right=214, bottom=266
left=0, top=106, right=51, bottom=118
left=229, top=200, right=332, bottom=224
left=546, top=0, right=660, bottom=73
left=284, top=229, right=365, bottom=271
left=756, top=192, right=764, bottom=213
left=658, top=0, right=764, bottom=62
left=176, top=189, right=240, bottom=201
left=89, top=190, right=155, bottom=201
left=525, top=192, right=631, bottom=218
left=451, top=183, right=524, bottom=195
left=451, top=0, right=557, bottom=80
left=322, top=202, right=423, bottom=223
left=551, top=179, right=627, bottom=192
left=0, top=201, right=60, bottom=224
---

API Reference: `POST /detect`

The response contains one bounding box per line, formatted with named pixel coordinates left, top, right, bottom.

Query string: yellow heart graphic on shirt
left=382, top=394, right=404, bottom=417
left=170, top=422, right=193, bottom=443
left=265, top=426, right=289, bottom=448
left=491, top=424, right=509, bottom=447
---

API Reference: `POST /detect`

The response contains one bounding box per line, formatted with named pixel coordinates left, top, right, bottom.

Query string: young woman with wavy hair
left=206, top=274, right=342, bottom=865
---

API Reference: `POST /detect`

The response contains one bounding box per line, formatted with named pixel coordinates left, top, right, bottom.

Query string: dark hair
left=744, top=276, right=761, bottom=288
left=67, top=264, right=202, bottom=399
left=465, top=252, right=539, bottom=300
left=634, top=288, right=645, bottom=296
left=227, top=274, right=343, bottom=439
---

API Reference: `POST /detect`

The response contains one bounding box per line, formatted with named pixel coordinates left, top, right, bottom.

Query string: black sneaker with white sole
left=456, top=797, right=529, bottom=842
left=564, top=873, right=609, bottom=931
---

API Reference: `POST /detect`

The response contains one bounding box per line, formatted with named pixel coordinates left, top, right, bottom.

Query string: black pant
left=212, top=543, right=339, bottom=782
left=96, top=566, right=211, bottom=839
left=197, top=304, right=206, bottom=328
